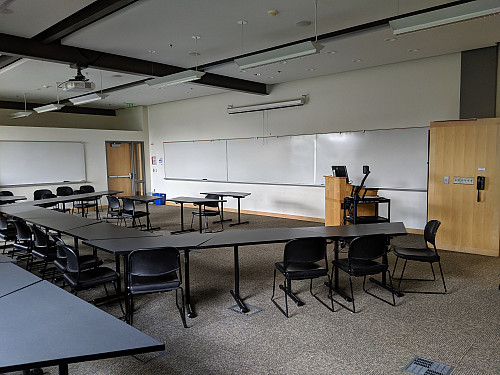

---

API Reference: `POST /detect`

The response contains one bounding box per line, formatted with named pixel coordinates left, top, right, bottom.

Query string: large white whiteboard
left=162, top=127, right=428, bottom=189
left=163, top=140, right=227, bottom=181
left=0, top=141, right=86, bottom=186
left=227, top=135, right=315, bottom=184
left=316, top=127, right=428, bottom=189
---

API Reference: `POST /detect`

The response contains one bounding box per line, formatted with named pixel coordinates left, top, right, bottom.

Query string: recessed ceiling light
left=254, top=73, right=261, bottom=76
left=111, top=74, right=123, bottom=78
left=306, top=68, right=315, bottom=71
left=239, top=69, right=247, bottom=73
left=42, top=85, right=51, bottom=89
left=267, top=76, right=275, bottom=79
left=326, top=50, right=337, bottom=54
left=408, top=48, right=420, bottom=52
left=148, top=50, right=156, bottom=54
left=237, top=20, right=248, bottom=25
left=296, top=20, right=311, bottom=27
left=352, top=59, right=362, bottom=63
left=384, top=37, right=397, bottom=42
left=188, top=52, right=201, bottom=56
left=280, top=61, right=287, bottom=64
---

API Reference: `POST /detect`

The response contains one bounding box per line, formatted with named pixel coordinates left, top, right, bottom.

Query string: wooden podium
left=324, top=176, right=377, bottom=226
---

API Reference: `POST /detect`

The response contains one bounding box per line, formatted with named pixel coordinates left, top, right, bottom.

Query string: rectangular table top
left=167, top=196, right=226, bottom=205
left=200, top=192, right=251, bottom=198
left=84, top=232, right=217, bottom=254
left=25, top=213, right=99, bottom=232
left=0, top=196, right=27, bottom=203
left=32, top=190, right=121, bottom=207
left=0, top=280, right=164, bottom=373
left=120, top=195, right=158, bottom=203
left=0, top=253, right=16, bottom=263
left=65, top=221, right=159, bottom=241
left=0, top=262, right=41, bottom=298
left=299, top=222, right=407, bottom=238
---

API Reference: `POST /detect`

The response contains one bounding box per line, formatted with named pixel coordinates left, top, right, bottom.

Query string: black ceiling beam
left=0, top=32, right=268, bottom=95
left=33, top=0, right=141, bottom=43
left=0, top=100, right=115, bottom=116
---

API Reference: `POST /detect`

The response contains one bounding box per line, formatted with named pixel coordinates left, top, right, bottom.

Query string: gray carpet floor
left=9, top=203, right=500, bottom=374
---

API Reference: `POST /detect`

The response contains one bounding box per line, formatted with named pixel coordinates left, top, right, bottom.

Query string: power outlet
left=453, top=176, right=474, bottom=185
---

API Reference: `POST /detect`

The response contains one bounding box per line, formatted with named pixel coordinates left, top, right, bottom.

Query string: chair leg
left=395, top=259, right=447, bottom=294
left=329, top=275, right=356, bottom=313
left=271, top=269, right=289, bottom=317
left=309, top=276, right=335, bottom=312
left=113, top=282, right=125, bottom=316
left=362, top=273, right=396, bottom=307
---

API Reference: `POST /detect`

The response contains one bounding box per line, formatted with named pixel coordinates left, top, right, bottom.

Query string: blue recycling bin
left=153, top=193, right=166, bottom=205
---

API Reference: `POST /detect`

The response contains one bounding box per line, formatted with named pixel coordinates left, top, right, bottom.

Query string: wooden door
left=106, top=142, right=133, bottom=196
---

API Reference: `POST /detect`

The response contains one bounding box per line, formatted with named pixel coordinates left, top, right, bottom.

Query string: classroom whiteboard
left=227, top=135, right=315, bottom=184
left=315, top=127, right=429, bottom=189
left=163, top=140, right=227, bottom=181
left=0, top=141, right=86, bottom=186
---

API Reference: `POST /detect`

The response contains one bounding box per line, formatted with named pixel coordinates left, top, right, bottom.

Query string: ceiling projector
left=61, top=65, right=96, bottom=92
left=61, top=80, right=96, bottom=92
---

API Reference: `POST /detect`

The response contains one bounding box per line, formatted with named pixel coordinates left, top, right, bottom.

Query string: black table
left=0, top=195, right=27, bottom=204
left=120, top=195, right=159, bottom=231
left=0, top=262, right=41, bottom=298
left=166, top=196, right=226, bottom=234
left=0, top=280, right=164, bottom=375
left=0, top=253, right=17, bottom=263
left=200, top=191, right=251, bottom=226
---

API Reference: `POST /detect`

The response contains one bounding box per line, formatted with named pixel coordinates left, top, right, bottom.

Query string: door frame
left=105, top=141, right=146, bottom=195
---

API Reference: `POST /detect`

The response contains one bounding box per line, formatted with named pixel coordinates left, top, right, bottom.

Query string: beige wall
left=148, top=54, right=461, bottom=229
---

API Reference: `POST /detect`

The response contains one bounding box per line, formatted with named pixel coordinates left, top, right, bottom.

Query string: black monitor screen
left=331, top=165, right=348, bottom=181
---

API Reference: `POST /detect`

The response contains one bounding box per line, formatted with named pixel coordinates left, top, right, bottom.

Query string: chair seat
left=122, top=210, right=148, bottom=219
left=336, top=258, right=388, bottom=277
left=32, top=247, right=57, bottom=260
left=13, top=242, right=31, bottom=252
left=275, top=261, right=328, bottom=280
left=64, top=267, right=119, bottom=290
left=129, top=272, right=180, bottom=294
left=0, top=227, right=16, bottom=241
left=54, top=255, right=103, bottom=272
left=393, top=246, right=440, bottom=262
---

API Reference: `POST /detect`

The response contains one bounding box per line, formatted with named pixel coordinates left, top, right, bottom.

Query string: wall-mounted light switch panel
left=453, top=176, right=474, bottom=185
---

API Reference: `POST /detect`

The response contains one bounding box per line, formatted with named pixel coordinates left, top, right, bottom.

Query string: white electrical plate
left=453, top=176, right=474, bottom=185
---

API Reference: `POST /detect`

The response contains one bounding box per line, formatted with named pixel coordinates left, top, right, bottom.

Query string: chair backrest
left=129, top=247, right=181, bottom=279
left=122, top=197, right=135, bottom=212
left=34, top=189, right=52, bottom=200
left=107, top=195, right=121, bottom=210
left=204, top=194, right=220, bottom=209
left=51, top=234, right=67, bottom=259
left=30, top=225, right=49, bottom=248
left=0, top=191, right=14, bottom=196
left=348, top=234, right=387, bottom=261
left=14, top=221, right=32, bottom=242
left=73, top=189, right=84, bottom=195
left=0, top=215, right=9, bottom=230
left=56, top=186, right=74, bottom=196
left=60, top=244, right=80, bottom=273
left=283, top=237, right=327, bottom=266
left=424, top=220, right=441, bottom=249
left=79, top=185, right=95, bottom=193
left=42, top=193, right=57, bottom=199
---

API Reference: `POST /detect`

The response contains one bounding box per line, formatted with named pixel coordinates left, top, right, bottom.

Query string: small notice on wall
left=158, top=157, right=163, bottom=166
left=151, top=156, right=157, bottom=165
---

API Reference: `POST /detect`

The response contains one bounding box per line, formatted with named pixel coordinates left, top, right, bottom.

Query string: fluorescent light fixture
left=390, top=0, right=500, bottom=35
left=69, top=93, right=108, bottom=105
left=34, top=103, right=64, bottom=113
left=234, top=41, right=324, bottom=70
left=10, top=111, right=32, bottom=119
left=146, top=70, right=205, bottom=87
left=227, top=97, right=305, bottom=114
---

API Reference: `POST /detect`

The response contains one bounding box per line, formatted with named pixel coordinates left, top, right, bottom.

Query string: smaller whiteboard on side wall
left=0, top=141, right=86, bottom=186
left=227, top=135, right=315, bottom=184
left=163, top=140, right=227, bottom=181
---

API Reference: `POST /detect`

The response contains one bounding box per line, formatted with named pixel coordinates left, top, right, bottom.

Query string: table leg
left=369, top=239, right=403, bottom=297
left=184, top=249, right=195, bottom=318
left=171, top=203, right=194, bottom=234
left=213, top=197, right=232, bottom=224
left=229, top=197, right=249, bottom=227
left=59, top=363, right=69, bottom=375
left=229, top=245, right=249, bottom=313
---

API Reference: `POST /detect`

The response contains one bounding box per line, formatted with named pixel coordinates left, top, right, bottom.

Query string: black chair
left=0, top=191, right=14, bottom=196
left=73, top=189, right=99, bottom=219
left=392, top=220, right=446, bottom=294
left=56, top=186, right=74, bottom=213
left=76, top=185, right=100, bottom=219
left=271, top=237, right=334, bottom=317
left=127, top=247, right=187, bottom=327
left=0, top=215, right=16, bottom=255
left=60, top=243, right=123, bottom=313
left=190, top=194, right=223, bottom=232
left=40, top=192, right=60, bottom=210
left=121, top=197, right=149, bottom=229
left=29, top=225, right=57, bottom=280
left=105, top=195, right=123, bottom=225
left=33, top=189, right=52, bottom=201
left=12, top=221, right=34, bottom=267
left=331, top=234, right=396, bottom=313
left=51, top=234, right=103, bottom=276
